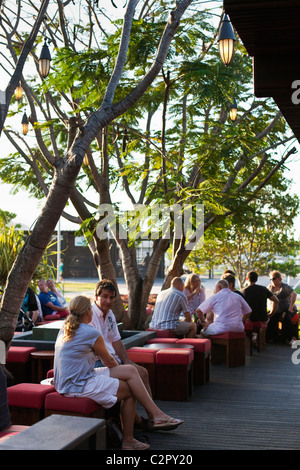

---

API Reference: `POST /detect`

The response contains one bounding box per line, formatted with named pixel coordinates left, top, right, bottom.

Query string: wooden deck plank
left=135, top=343, right=300, bottom=450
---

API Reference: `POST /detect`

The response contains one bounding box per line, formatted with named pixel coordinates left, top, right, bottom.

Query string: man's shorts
left=172, top=321, right=193, bottom=336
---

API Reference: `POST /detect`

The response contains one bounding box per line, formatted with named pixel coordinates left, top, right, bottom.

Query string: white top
left=199, top=288, right=251, bottom=334
left=89, top=302, right=121, bottom=356
left=183, top=286, right=206, bottom=313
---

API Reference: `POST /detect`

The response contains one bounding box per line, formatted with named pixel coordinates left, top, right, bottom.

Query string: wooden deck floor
left=135, top=343, right=300, bottom=451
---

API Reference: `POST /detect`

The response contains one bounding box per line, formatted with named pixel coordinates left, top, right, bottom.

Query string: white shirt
left=89, top=302, right=121, bottom=357
left=199, top=288, right=251, bottom=333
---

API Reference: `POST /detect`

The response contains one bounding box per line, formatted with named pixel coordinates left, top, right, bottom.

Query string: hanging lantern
left=39, top=39, right=51, bottom=78
left=229, top=98, right=238, bottom=121
left=15, top=83, right=23, bottom=101
left=21, top=112, right=29, bottom=135
left=218, top=14, right=236, bottom=66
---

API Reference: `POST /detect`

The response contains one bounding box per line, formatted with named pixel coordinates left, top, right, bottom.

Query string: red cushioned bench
left=176, top=338, right=211, bottom=385
left=6, top=346, right=37, bottom=384
left=146, top=338, right=178, bottom=345
left=126, top=347, right=157, bottom=398
left=7, top=383, right=56, bottom=425
left=244, top=321, right=267, bottom=353
left=146, top=328, right=177, bottom=338
left=210, top=331, right=246, bottom=367
left=155, top=348, right=194, bottom=401
left=0, top=425, right=29, bottom=444
left=44, top=392, right=106, bottom=420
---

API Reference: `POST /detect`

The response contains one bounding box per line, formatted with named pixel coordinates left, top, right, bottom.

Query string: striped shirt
left=149, top=287, right=189, bottom=330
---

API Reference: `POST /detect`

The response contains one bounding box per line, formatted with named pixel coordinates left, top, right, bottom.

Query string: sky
left=0, top=1, right=300, bottom=237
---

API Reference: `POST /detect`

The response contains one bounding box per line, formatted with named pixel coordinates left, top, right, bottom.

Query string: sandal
left=151, top=416, right=184, bottom=431
left=122, top=440, right=150, bottom=450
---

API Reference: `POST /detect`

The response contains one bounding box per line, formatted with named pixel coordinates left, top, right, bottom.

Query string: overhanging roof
left=224, top=0, right=300, bottom=142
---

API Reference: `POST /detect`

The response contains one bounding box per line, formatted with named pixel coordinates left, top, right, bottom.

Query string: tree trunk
left=0, top=164, right=80, bottom=345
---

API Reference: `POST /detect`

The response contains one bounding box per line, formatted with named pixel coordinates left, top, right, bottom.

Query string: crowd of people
left=14, top=269, right=298, bottom=450
left=149, top=270, right=298, bottom=346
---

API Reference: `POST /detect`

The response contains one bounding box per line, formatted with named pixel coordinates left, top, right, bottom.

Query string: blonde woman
left=54, top=295, right=183, bottom=450
left=184, top=274, right=206, bottom=315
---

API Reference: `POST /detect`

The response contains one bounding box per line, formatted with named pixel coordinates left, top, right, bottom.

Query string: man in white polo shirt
left=197, top=279, right=251, bottom=337
left=149, top=277, right=197, bottom=337
left=90, top=279, right=156, bottom=431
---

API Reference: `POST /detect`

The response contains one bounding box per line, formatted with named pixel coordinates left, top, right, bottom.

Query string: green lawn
left=60, top=282, right=96, bottom=293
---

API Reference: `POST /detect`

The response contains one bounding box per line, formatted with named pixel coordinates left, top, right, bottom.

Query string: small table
left=31, top=350, right=55, bottom=383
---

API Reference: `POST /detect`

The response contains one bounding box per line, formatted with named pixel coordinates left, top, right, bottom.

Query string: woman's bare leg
left=117, top=379, right=149, bottom=449
left=111, top=364, right=172, bottom=421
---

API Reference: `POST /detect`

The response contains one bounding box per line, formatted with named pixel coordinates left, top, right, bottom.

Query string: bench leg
left=193, top=352, right=210, bottom=385
left=211, top=342, right=226, bottom=365
left=227, top=338, right=245, bottom=367
left=156, top=364, right=192, bottom=401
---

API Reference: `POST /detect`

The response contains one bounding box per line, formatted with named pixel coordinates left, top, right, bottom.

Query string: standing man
left=242, top=271, right=279, bottom=322
left=196, top=279, right=251, bottom=337
left=149, top=277, right=197, bottom=338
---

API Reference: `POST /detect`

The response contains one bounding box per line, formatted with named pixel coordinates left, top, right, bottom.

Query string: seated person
left=19, top=286, right=41, bottom=324
left=183, top=273, right=206, bottom=317
left=266, top=270, right=298, bottom=344
left=54, top=295, right=183, bottom=450
left=90, top=279, right=153, bottom=430
left=196, top=279, right=251, bottom=337
left=38, top=279, right=69, bottom=319
left=221, top=273, right=244, bottom=297
left=46, top=279, right=68, bottom=308
left=149, top=277, right=197, bottom=338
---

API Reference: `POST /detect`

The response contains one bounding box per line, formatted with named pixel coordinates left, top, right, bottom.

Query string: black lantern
left=39, top=39, right=51, bottom=78
left=21, top=112, right=29, bottom=135
left=218, top=14, right=236, bottom=66
left=229, top=98, right=237, bottom=121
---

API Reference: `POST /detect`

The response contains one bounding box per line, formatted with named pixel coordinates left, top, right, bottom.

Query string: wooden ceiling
left=224, top=0, right=300, bottom=142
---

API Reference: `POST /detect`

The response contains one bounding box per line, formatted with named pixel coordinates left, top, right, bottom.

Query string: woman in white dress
left=54, top=295, right=183, bottom=450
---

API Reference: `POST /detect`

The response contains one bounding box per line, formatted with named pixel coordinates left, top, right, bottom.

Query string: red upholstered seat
left=155, top=348, right=194, bottom=364
left=146, top=338, right=178, bottom=345
left=0, top=425, right=29, bottom=444
left=244, top=321, right=267, bottom=331
left=146, top=328, right=177, bottom=338
left=176, top=338, right=211, bottom=386
left=126, top=347, right=157, bottom=363
left=7, top=383, right=56, bottom=409
left=6, top=347, right=38, bottom=384
left=45, top=392, right=103, bottom=416
left=7, top=383, right=56, bottom=425
left=176, top=338, right=211, bottom=352
left=126, top=347, right=157, bottom=397
left=7, top=346, right=37, bottom=363
left=210, top=331, right=246, bottom=339
left=210, top=331, right=246, bottom=367
left=155, top=349, right=194, bottom=401
left=43, top=313, right=61, bottom=321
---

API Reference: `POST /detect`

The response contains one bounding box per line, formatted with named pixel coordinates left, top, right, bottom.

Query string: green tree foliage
left=185, top=188, right=300, bottom=287
left=1, top=1, right=299, bottom=332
